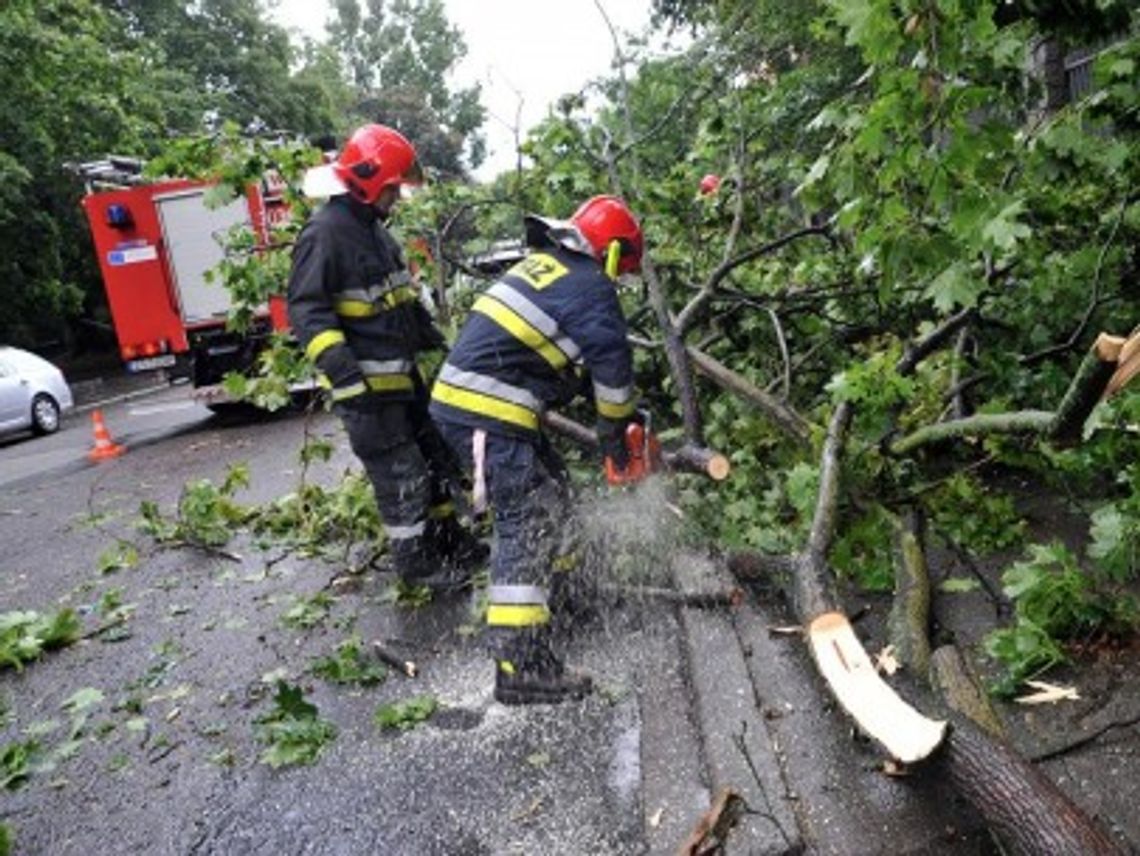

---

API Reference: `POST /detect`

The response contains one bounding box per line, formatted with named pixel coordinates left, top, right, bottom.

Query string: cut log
left=664, top=443, right=731, bottom=481
left=371, top=641, right=417, bottom=678
left=808, top=611, right=947, bottom=763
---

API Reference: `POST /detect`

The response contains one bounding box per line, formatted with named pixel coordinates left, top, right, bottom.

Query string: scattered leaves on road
left=254, top=681, right=336, bottom=768
left=374, top=696, right=438, bottom=731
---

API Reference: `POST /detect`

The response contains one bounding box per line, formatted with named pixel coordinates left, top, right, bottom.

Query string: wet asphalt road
left=3, top=387, right=1139, bottom=855
left=0, top=392, right=693, bottom=855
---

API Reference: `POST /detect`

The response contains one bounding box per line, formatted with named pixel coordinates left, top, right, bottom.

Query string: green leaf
left=374, top=696, right=438, bottom=731
left=981, top=200, right=1031, bottom=252
left=254, top=682, right=336, bottom=768
left=311, top=636, right=387, bottom=686
left=926, top=262, right=981, bottom=312
left=61, top=688, right=104, bottom=714
left=97, top=541, right=139, bottom=575
left=1, top=740, right=41, bottom=790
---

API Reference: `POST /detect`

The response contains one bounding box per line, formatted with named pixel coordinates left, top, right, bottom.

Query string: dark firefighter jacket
left=287, top=195, right=439, bottom=404
left=429, top=245, right=636, bottom=440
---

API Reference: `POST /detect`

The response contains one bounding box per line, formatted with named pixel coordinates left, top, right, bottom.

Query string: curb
left=72, top=382, right=171, bottom=416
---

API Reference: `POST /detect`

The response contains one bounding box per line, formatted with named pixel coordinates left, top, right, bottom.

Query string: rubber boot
left=426, top=514, right=490, bottom=573
left=493, top=637, right=592, bottom=705
left=392, top=535, right=473, bottom=594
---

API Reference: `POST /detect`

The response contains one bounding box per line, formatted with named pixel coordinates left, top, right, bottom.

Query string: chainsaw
left=604, top=409, right=664, bottom=486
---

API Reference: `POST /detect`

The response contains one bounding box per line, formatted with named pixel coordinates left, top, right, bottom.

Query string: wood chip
left=874, top=644, right=900, bottom=676
left=1015, top=680, right=1081, bottom=705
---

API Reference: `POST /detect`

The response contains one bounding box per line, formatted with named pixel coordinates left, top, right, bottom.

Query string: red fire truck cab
left=78, top=158, right=291, bottom=395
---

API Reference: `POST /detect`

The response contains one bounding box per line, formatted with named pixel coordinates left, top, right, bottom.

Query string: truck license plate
left=127, top=354, right=177, bottom=372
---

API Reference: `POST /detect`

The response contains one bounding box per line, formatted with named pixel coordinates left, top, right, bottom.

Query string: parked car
left=0, top=346, right=75, bottom=437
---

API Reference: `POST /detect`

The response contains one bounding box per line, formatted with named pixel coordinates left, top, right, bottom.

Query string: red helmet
left=332, top=124, right=423, bottom=205
left=699, top=173, right=721, bottom=195
left=570, top=195, right=644, bottom=275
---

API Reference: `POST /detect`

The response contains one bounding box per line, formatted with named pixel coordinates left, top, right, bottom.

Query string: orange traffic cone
left=88, top=410, right=125, bottom=461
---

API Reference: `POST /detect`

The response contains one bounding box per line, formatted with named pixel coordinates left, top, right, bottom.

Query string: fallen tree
left=730, top=399, right=1125, bottom=854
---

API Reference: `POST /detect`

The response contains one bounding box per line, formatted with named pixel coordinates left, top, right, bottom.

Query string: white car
left=0, top=346, right=75, bottom=437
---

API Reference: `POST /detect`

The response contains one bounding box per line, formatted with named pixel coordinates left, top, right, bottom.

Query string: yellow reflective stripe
left=334, top=287, right=418, bottom=318
left=383, top=286, right=418, bottom=308
left=331, top=381, right=367, bottom=401
left=432, top=380, right=539, bottom=431
left=597, top=398, right=637, bottom=419
left=498, top=660, right=517, bottom=676
left=364, top=375, right=414, bottom=392
left=334, top=300, right=376, bottom=318
left=486, top=603, right=550, bottom=628
left=305, top=329, right=346, bottom=361
left=429, top=501, right=455, bottom=520
left=472, top=296, right=569, bottom=369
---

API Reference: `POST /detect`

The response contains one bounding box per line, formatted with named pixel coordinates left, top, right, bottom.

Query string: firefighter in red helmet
left=288, top=124, right=486, bottom=589
left=430, top=194, right=645, bottom=705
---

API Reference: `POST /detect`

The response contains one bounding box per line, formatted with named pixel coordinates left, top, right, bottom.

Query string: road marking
left=128, top=401, right=200, bottom=416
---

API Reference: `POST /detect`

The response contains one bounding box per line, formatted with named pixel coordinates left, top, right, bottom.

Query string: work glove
left=314, top=344, right=364, bottom=390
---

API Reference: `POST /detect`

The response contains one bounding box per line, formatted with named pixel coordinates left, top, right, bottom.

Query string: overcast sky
left=269, top=0, right=660, bottom=180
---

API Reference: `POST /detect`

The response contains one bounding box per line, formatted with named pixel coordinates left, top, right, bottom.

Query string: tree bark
left=933, top=713, right=1123, bottom=855
left=686, top=346, right=812, bottom=446
left=893, top=333, right=1125, bottom=454
left=929, top=646, right=1004, bottom=739
left=888, top=507, right=932, bottom=678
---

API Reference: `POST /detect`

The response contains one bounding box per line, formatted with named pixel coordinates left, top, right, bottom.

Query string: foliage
left=138, top=464, right=252, bottom=549
left=984, top=542, right=1139, bottom=694
left=311, top=635, right=387, bottom=685
left=0, top=609, right=81, bottom=671
left=1087, top=462, right=1140, bottom=581
left=327, top=0, right=486, bottom=175
left=254, top=681, right=337, bottom=768
left=280, top=593, right=333, bottom=630
left=96, top=540, right=139, bottom=575
left=373, top=695, right=438, bottom=731
left=929, top=473, right=1026, bottom=554
left=251, top=471, right=383, bottom=555
left=0, top=821, right=10, bottom=856
left=1, top=739, right=42, bottom=790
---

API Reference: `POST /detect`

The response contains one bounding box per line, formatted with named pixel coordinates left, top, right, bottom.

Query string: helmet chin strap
left=605, top=240, right=622, bottom=279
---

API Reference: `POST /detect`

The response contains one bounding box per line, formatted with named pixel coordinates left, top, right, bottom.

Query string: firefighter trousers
left=436, top=420, right=582, bottom=659
left=338, top=397, right=459, bottom=578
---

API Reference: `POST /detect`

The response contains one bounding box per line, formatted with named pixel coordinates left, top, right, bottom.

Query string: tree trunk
left=934, top=714, right=1123, bottom=855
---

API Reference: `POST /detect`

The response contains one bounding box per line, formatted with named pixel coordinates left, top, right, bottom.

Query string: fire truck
left=77, top=158, right=293, bottom=402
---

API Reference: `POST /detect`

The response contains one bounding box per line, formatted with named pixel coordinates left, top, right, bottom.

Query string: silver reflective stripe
left=593, top=379, right=633, bottom=404
left=338, top=288, right=373, bottom=303
left=488, top=584, right=548, bottom=605
left=438, top=364, right=542, bottom=411
left=358, top=358, right=414, bottom=375
left=486, top=283, right=582, bottom=362
left=367, top=270, right=412, bottom=298
left=386, top=521, right=426, bottom=541
left=331, top=381, right=367, bottom=400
